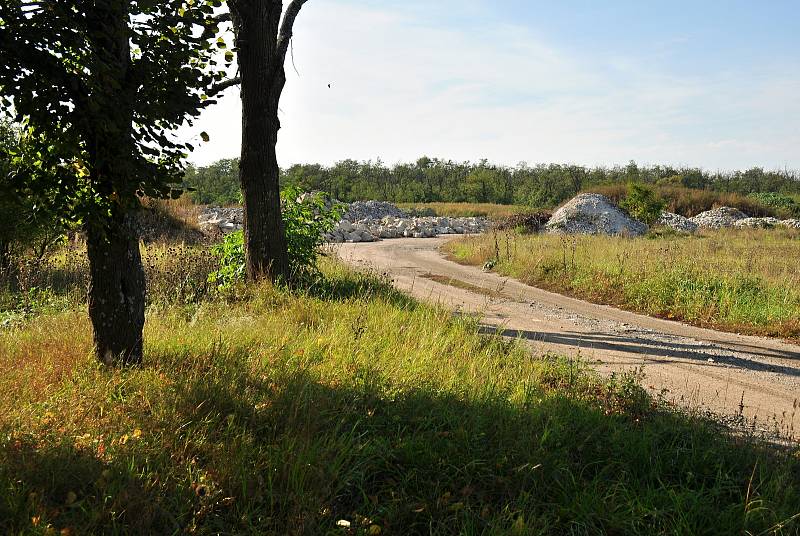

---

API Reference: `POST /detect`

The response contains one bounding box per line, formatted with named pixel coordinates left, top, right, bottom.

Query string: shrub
left=209, top=188, right=344, bottom=288
left=0, top=121, right=67, bottom=284
left=619, top=183, right=665, bottom=224
left=748, top=192, right=800, bottom=217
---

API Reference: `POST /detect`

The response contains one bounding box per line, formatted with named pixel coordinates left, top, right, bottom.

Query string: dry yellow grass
left=446, top=228, right=800, bottom=338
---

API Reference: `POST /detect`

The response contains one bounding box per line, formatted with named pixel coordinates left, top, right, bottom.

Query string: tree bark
left=232, top=1, right=291, bottom=283
left=83, top=0, right=145, bottom=365
left=86, top=212, right=145, bottom=366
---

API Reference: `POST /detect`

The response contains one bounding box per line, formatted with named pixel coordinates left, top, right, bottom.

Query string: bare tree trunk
left=232, top=1, right=290, bottom=283
left=86, top=212, right=145, bottom=365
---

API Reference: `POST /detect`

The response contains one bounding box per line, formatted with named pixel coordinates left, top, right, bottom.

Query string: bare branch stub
left=276, top=0, right=308, bottom=63
left=207, top=76, right=241, bottom=97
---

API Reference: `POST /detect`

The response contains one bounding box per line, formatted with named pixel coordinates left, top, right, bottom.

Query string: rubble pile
left=545, top=193, right=648, bottom=236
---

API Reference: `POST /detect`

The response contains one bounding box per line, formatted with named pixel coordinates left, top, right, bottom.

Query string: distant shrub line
left=185, top=157, right=800, bottom=213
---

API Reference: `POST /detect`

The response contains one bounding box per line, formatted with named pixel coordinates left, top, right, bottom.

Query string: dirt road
left=336, top=237, right=800, bottom=440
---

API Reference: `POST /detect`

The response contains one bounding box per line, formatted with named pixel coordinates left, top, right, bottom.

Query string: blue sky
left=186, top=0, right=800, bottom=170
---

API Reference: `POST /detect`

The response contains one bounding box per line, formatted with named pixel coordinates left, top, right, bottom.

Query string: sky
left=183, top=0, right=800, bottom=170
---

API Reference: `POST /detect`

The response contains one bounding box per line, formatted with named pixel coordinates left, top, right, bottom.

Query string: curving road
left=335, top=237, right=800, bottom=441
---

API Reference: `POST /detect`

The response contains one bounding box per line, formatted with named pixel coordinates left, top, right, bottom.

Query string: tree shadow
left=5, top=356, right=798, bottom=535
left=478, top=325, right=800, bottom=378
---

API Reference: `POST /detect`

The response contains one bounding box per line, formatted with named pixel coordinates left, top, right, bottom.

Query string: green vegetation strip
left=1, top=261, right=799, bottom=534
left=446, top=229, right=800, bottom=340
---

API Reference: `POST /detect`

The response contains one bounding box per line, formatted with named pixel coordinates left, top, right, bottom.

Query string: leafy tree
left=225, top=0, right=309, bottom=284
left=620, top=183, right=666, bottom=225
left=0, top=121, right=67, bottom=283
left=0, top=0, right=229, bottom=364
left=184, top=159, right=242, bottom=205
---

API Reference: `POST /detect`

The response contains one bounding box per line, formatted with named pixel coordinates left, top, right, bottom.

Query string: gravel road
left=335, top=237, right=800, bottom=441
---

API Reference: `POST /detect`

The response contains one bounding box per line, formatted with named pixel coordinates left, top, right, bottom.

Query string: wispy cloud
left=184, top=1, right=800, bottom=170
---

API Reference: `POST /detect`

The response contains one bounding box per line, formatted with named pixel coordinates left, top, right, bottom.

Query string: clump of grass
left=0, top=242, right=218, bottom=323
left=1, top=260, right=799, bottom=534
left=447, top=229, right=800, bottom=339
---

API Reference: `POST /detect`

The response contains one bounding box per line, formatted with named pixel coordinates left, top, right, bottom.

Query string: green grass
left=1, top=255, right=799, bottom=535
left=398, top=202, right=536, bottom=220
left=446, top=228, right=800, bottom=339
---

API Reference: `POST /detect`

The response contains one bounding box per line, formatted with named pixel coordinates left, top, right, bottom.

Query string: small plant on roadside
left=209, top=188, right=344, bottom=289
left=620, top=183, right=666, bottom=224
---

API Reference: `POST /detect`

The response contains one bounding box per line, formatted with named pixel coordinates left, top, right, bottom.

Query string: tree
left=620, top=183, right=665, bottom=225
left=226, top=0, right=308, bottom=283
left=0, top=0, right=228, bottom=365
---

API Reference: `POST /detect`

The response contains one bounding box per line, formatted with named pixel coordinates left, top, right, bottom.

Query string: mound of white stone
left=689, top=206, right=747, bottom=229
left=342, top=200, right=406, bottom=222
left=545, top=193, right=648, bottom=236
left=325, top=215, right=488, bottom=243
left=198, top=206, right=244, bottom=234
left=780, top=219, right=800, bottom=229
left=657, top=212, right=698, bottom=233
left=734, top=217, right=781, bottom=229
left=198, top=198, right=491, bottom=242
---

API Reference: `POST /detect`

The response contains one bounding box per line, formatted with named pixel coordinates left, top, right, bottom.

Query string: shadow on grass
left=3, top=357, right=799, bottom=535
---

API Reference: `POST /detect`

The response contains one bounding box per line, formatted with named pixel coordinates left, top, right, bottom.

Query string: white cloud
left=182, top=1, right=800, bottom=170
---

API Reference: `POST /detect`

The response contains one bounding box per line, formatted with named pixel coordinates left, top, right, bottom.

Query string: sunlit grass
left=1, top=258, right=799, bottom=534
left=446, top=228, right=800, bottom=339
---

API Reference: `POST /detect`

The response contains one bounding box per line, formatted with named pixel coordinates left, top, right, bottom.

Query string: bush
left=748, top=192, right=800, bottom=217
left=209, top=188, right=344, bottom=288
left=619, top=183, right=665, bottom=224
left=587, top=184, right=781, bottom=217
left=0, top=121, right=67, bottom=284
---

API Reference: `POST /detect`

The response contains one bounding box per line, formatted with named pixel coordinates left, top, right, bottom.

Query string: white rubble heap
left=198, top=206, right=244, bottom=234
left=198, top=199, right=490, bottom=242
left=197, top=194, right=800, bottom=241
left=689, top=206, right=748, bottom=229
left=657, top=212, right=699, bottom=233
left=545, top=193, right=649, bottom=236
left=733, top=217, right=781, bottom=229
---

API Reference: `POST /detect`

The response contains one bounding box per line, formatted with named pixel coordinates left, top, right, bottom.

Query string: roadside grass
left=446, top=228, right=800, bottom=339
left=398, top=202, right=536, bottom=220
left=1, top=254, right=800, bottom=535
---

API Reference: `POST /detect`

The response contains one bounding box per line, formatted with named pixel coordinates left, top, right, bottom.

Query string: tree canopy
left=0, top=0, right=233, bottom=364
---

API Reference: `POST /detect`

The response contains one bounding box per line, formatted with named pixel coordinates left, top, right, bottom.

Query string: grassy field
left=1, top=245, right=800, bottom=535
left=398, top=202, right=535, bottom=220
left=446, top=228, right=800, bottom=340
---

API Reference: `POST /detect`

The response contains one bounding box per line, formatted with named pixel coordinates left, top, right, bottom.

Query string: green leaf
left=200, top=132, right=210, bottom=142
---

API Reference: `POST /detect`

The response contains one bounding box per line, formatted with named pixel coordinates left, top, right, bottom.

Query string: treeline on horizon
left=184, top=156, right=800, bottom=209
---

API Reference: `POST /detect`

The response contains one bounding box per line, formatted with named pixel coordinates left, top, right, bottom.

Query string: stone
left=657, top=212, right=698, bottom=233
left=545, top=193, right=648, bottom=236
left=733, top=217, right=781, bottom=229
left=690, top=207, right=748, bottom=229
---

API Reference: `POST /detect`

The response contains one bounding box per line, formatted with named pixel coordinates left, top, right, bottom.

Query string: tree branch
left=213, top=12, right=231, bottom=24
left=207, top=76, right=240, bottom=96
left=276, top=0, right=307, bottom=63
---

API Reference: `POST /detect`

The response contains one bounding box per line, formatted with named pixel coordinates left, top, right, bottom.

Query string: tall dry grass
left=447, top=228, right=800, bottom=338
